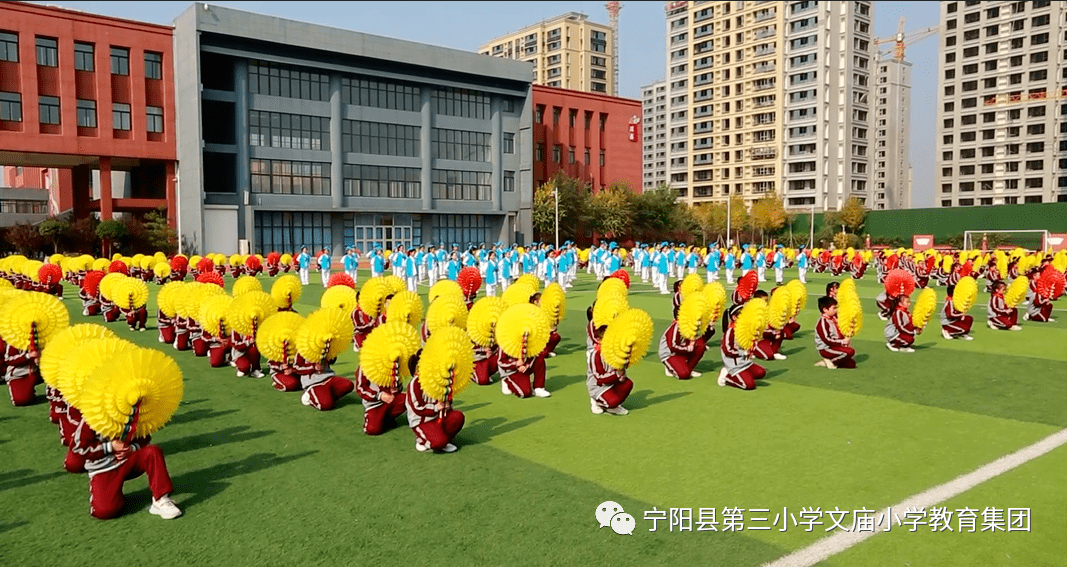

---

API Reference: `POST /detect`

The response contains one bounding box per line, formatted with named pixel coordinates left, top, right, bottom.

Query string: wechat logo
left=596, top=501, right=636, bottom=535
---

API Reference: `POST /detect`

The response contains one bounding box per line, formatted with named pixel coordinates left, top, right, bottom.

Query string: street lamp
left=553, top=186, right=560, bottom=250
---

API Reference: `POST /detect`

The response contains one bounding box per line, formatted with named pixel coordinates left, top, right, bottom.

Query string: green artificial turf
left=0, top=269, right=1064, bottom=567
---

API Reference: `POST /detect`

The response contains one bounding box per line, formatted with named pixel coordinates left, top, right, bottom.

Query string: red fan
left=196, top=270, right=225, bottom=287
left=885, top=254, right=899, bottom=271
left=959, top=260, right=973, bottom=278
left=832, top=254, right=845, bottom=269
left=170, top=255, right=189, bottom=271
left=266, top=251, right=281, bottom=265
left=736, top=270, right=758, bottom=302
left=457, top=266, right=482, bottom=295
left=851, top=254, right=863, bottom=268
left=108, top=260, right=129, bottom=275
left=82, top=270, right=105, bottom=296
left=609, top=269, right=630, bottom=288
left=38, top=263, right=63, bottom=285
left=245, top=255, right=262, bottom=270
left=925, top=255, right=937, bottom=272
left=820, top=250, right=832, bottom=263
left=327, top=272, right=356, bottom=289
left=196, top=257, right=214, bottom=273
left=884, top=269, right=916, bottom=298
left=1036, top=266, right=1066, bottom=300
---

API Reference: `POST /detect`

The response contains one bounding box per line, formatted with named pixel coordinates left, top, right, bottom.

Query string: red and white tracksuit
left=293, top=354, right=353, bottom=411
left=720, top=325, right=766, bottom=390
left=230, top=331, right=261, bottom=375
left=190, top=320, right=208, bottom=358
left=814, top=315, right=856, bottom=368
left=1026, top=292, right=1053, bottom=322
left=70, top=422, right=173, bottom=520
left=351, top=307, right=376, bottom=349
left=405, top=376, right=464, bottom=450
left=202, top=331, right=230, bottom=367
left=658, top=321, right=707, bottom=380
left=157, top=311, right=176, bottom=344
left=497, top=351, right=547, bottom=398
left=356, top=368, right=406, bottom=436
left=174, top=317, right=191, bottom=351
left=987, top=292, right=1018, bottom=330
left=941, top=298, right=973, bottom=337
left=472, top=343, right=499, bottom=385
left=884, top=307, right=916, bottom=348
left=5, top=345, right=39, bottom=406
left=269, top=359, right=301, bottom=392
left=586, top=347, right=633, bottom=410
left=752, top=326, right=784, bottom=360
left=122, top=306, right=148, bottom=332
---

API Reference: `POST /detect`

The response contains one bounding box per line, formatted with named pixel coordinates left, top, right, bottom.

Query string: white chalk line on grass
left=762, top=427, right=1067, bottom=567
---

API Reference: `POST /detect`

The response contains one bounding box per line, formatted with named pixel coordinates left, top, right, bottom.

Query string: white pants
left=371, top=270, right=382, bottom=279
left=774, top=267, right=783, bottom=284
left=707, top=270, right=719, bottom=283
left=558, top=272, right=567, bottom=288
left=299, top=268, right=310, bottom=285
left=347, top=269, right=358, bottom=284
left=641, top=267, right=650, bottom=282
left=418, top=265, right=427, bottom=283
left=798, top=267, right=807, bottom=283
left=486, top=283, right=497, bottom=296
left=428, top=268, right=438, bottom=287
left=726, top=269, right=735, bottom=284
left=757, top=266, right=766, bottom=282
left=320, top=269, right=330, bottom=287
left=500, top=277, right=509, bottom=291
left=654, top=271, right=669, bottom=294
left=688, top=267, right=697, bottom=275
left=407, top=276, right=417, bottom=292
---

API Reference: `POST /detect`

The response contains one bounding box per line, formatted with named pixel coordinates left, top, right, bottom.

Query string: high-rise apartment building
left=663, top=0, right=874, bottom=212
left=641, top=81, right=668, bottom=191
left=479, top=12, right=615, bottom=96
left=936, top=0, right=1067, bottom=207
left=873, top=58, right=913, bottom=210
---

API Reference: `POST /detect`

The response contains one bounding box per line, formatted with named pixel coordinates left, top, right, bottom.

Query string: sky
left=30, top=1, right=942, bottom=207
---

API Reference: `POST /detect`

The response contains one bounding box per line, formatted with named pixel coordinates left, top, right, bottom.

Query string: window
left=503, top=132, right=514, bottom=154
left=0, top=92, right=21, bottom=122
left=250, top=159, right=331, bottom=195
left=146, top=106, right=164, bottom=133
left=112, top=103, right=131, bottom=130
left=1030, top=69, right=1048, bottom=81
left=535, top=105, right=544, bottom=124
left=144, top=52, right=162, bottom=80
left=251, top=60, right=330, bottom=102
left=591, top=82, right=607, bottom=93
left=552, top=107, right=560, bottom=125
left=76, top=99, right=96, bottom=127
left=341, top=76, right=420, bottom=111
left=0, top=31, right=17, bottom=62
left=584, top=148, right=590, bottom=165
left=110, top=47, right=129, bottom=75
left=568, top=147, right=575, bottom=164
left=600, top=149, right=606, bottom=167
left=35, top=37, right=57, bottom=67
left=1032, top=14, right=1050, bottom=27
left=552, top=145, right=561, bottom=163
left=535, top=143, right=544, bottom=161
left=503, top=171, right=515, bottom=192
left=432, top=87, right=489, bottom=119
left=38, top=95, right=59, bottom=124
left=431, top=128, right=490, bottom=162
left=431, top=170, right=491, bottom=201
left=339, top=120, right=416, bottom=156
left=74, top=42, right=94, bottom=71
left=255, top=212, right=332, bottom=255
left=1030, top=51, right=1048, bottom=64
left=342, top=164, right=420, bottom=198
left=1031, top=33, right=1049, bottom=46
left=1024, top=195, right=1042, bottom=204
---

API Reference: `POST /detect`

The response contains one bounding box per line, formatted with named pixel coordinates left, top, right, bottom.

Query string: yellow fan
left=199, top=294, right=234, bottom=337
left=173, top=282, right=202, bottom=319
left=592, top=293, right=628, bottom=328
left=360, top=321, right=421, bottom=387
left=912, top=288, right=938, bottom=330
left=270, top=274, right=302, bottom=310
left=386, top=290, right=424, bottom=327
left=702, top=282, right=727, bottom=323
left=78, top=348, right=183, bottom=440
left=578, top=249, right=590, bottom=262
left=425, top=294, right=468, bottom=333
left=496, top=303, right=551, bottom=359
left=232, top=275, right=263, bottom=296
left=677, top=293, right=711, bottom=340
left=734, top=298, right=769, bottom=351
left=417, top=326, right=475, bottom=401
left=39, top=324, right=116, bottom=388
left=429, top=280, right=463, bottom=304
left=358, top=278, right=390, bottom=318
left=540, top=283, right=566, bottom=326
left=60, top=338, right=140, bottom=410
left=839, top=278, right=857, bottom=301
left=0, top=292, right=70, bottom=351
left=502, top=280, right=538, bottom=306
left=953, top=276, right=978, bottom=313
left=188, top=255, right=202, bottom=267
left=1004, top=276, right=1029, bottom=308
left=786, top=279, right=807, bottom=317
left=98, top=272, right=127, bottom=301
left=139, top=255, right=154, bottom=271
left=255, top=311, right=305, bottom=363
left=226, top=291, right=276, bottom=336
left=767, top=286, right=793, bottom=331
left=320, top=285, right=357, bottom=313
left=680, top=273, right=704, bottom=299
left=229, top=253, right=243, bottom=268
left=467, top=296, right=508, bottom=348
left=601, top=308, right=654, bottom=370
left=280, top=253, right=293, bottom=265
left=596, top=277, right=628, bottom=302
left=153, top=262, right=171, bottom=279
left=295, top=308, right=354, bottom=362
left=114, top=277, right=149, bottom=310
left=515, top=273, right=541, bottom=292
left=838, top=296, right=863, bottom=338
left=383, top=275, right=406, bottom=295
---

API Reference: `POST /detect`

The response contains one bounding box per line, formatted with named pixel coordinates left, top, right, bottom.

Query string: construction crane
left=605, top=1, right=621, bottom=94
left=875, top=17, right=938, bottom=61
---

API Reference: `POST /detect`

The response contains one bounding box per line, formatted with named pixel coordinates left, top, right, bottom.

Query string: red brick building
left=531, top=84, right=641, bottom=194
left=0, top=1, right=177, bottom=226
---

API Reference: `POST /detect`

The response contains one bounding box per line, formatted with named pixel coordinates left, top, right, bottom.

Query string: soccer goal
left=962, top=230, right=1050, bottom=252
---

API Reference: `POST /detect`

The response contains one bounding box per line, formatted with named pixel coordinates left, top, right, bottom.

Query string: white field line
left=762, top=427, right=1067, bottom=567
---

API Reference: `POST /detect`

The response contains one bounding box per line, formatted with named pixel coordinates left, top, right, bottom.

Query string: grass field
left=1, top=269, right=1065, bottom=566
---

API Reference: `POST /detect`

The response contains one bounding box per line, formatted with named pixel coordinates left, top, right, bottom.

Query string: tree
left=37, top=217, right=69, bottom=254
left=95, top=219, right=127, bottom=257
left=67, top=217, right=99, bottom=254
left=589, top=182, right=635, bottom=238
left=633, top=183, right=678, bottom=236
left=727, top=195, right=749, bottom=244
left=839, top=197, right=868, bottom=234
left=144, top=207, right=178, bottom=255
left=532, top=172, right=590, bottom=243
left=690, top=202, right=727, bottom=245
left=7, top=223, right=49, bottom=256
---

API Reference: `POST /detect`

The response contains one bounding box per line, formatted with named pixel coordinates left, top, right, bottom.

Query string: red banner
left=913, top=234, right=934, bottom=252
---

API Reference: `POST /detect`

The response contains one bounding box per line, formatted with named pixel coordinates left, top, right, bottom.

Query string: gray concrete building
left=935, top=0, right=1067, bottom=207
left=873, top=58, right=913, bottom=210
left=641, top=81, right=667, bottom=191
left=173, top=3, right=533, bottom=256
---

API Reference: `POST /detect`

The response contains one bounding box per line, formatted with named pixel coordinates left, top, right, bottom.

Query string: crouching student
left=813, top=296, right=856, bottom=369
left=987, top=281, right=1021, bottom=331
left=587, top=325, right=632, bottom=416
left=294, top=351, right=354, bottom=411
left=941, top=285, right=974, bottom=340
left=356, top=358, right=408, bottom=436
left=717, top=305, right=766, bottom=390
left=406, top=351, right=464, bottom=453
left=884, top=295, right=916, bottom=352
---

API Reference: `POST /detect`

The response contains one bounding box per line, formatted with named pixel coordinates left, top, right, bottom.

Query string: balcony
left=751, top=147, right=777, bottom=159
left=754, top=63, right=775, bottom=74
left=754, top=81, right=776, bottom=92
left=754, top=9, right=776, bottom=23
left=754, top=26, right=777, bottom=39
left=754, top=45, right=776, bottom=58
left=754, top=96, right=776, bottom=109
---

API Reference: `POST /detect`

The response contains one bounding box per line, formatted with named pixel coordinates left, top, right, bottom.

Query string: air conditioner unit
left=238, top=239, right=250, bottom=255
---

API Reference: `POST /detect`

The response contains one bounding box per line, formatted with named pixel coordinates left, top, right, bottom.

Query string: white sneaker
left=149, top=495, right=182, bottom=519
left=987, top=320, right=997, bottom=330
left=1049, top=318, right=1056, bottom=323
left=158, top=336, right=165, bottom=343
left=901, top=347, right=915, bottom=353
left=962, top=334, right=974, bottom=341
left=878, top=314, right=889, bottom=321
left=251, top=370, right=265, bottom=379
left=664, top=367, right=674, bottom=377
left=590, top=398, right=604, bottom=414
left=605, top=406, right=629, bottom=416
left=533, top=388, right=551, bottom=398
left=1010, top=325, right=1022, bottom=331
left=886, top=343, right=899, bottom=352
left=717, top=367, right=728, bottom=387
left=942, top=330, right=953, bottom=340
left=824, top=359, right=837, bottom=370
left=501, top=381, right=512, bottom=396
left=773, top=353, right=787, bottom=361
left=1022, top=313, right=1030, bottom=321
left=415, top=441, right=430, bottom=453
left=300, top=390, right=313, bottom=406
left=229, top=360, right=237, bottom=367
left=439, top=443, right=458, bottom=453
left=690, top=370, right=702, bottom=378
left=236, top=370, right=246, bottom=377
left=813, top=359, right=826, bottom=367
left=548, top=352, right=556, bottom=358
left=82, top=309, right=89, bottom=316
